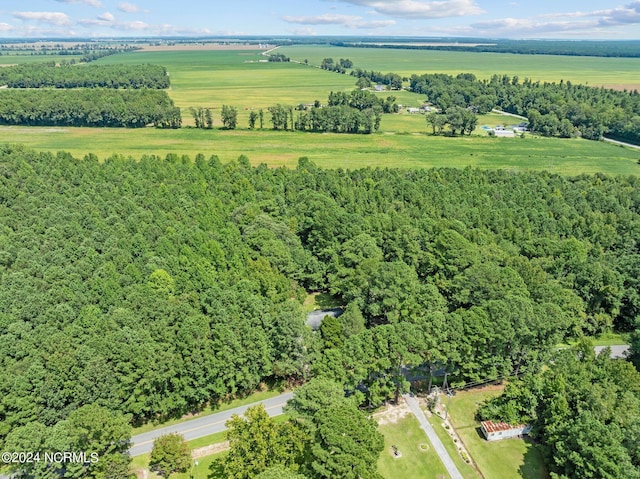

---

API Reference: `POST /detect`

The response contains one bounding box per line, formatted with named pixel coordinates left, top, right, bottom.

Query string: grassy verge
left=132, top=384, right=287, bottom=435
left=557, top=332, right=631, bottom=348
left=446, top=388, right=548, bottom=479
left=425, top=413, right=482, bottom=479
left=377, top=414, right=449, bottom=479
left=131, top=415, right=290, bottom=478
left=303, top=292, right=343, bottom=312
left=131, top=451, right=225, bottom=479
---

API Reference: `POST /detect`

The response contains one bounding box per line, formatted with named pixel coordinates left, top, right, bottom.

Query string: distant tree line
left=327, top=89, right=398, bottom=113
left=294, top=105, right=381, bottom=133
left=410, top=72, right=640, bottom=144
left=0, top=89, right=181, bottom=128
left=187, top=105, right=239, bottom=130
left=425, top=106, right=478, bottom=136
left=268, top=89, right=394, bottom=133
left=0, top=62, right=169, bottom=89
left=320, top=57, right=352, bottom=73
left=189, top=106, right=213, bottom=129
left=350, top=68, right=404, bottom=90
left=79, top=47, right=141, bottom=63
left=268, top=53, right=290, bottom=62
left=331, top=39, right=640, bottom=58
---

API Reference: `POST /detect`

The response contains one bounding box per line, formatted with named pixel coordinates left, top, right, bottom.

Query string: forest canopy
left=0, top=62, right=170, bottom=89
left=0, top=89, right=181, bottom=128
left=0, top=145, right=639, bottom=454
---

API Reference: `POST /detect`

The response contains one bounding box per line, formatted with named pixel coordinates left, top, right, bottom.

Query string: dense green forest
left=0, top=63, right=169, bottom=89
left=1, top=145, right=640, bottom=476
left=0, top=90, right=181, bottom=128
left=409, top=73, right=640, bottom=143
left=478, top=343, right=640, bottom=478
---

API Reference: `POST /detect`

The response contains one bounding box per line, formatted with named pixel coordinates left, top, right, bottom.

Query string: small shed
left=480, top=421, right=531, bottom=441
left=406, top=107, right=421, bottom=114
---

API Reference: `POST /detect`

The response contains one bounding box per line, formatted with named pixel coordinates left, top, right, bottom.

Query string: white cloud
left=117, top=2, right=145, bottom=14
left=97, top=12, right=114, bottom=22
left=332, top=0, right=484, bottom=19
left=596, top=1, right=640, bottom=25
left=465, top=1, right=640, bottom=37
left=12, top=11, right=71, bottom=26
left=0, top=23, right=14, bottom=33
left=75, top=17, right=210, bottom=36
left=116, top=20, right=149, bottom=30
left=282, top=13, right=395, bottom=29
left=78, top=11, right=115, bottom=27
left=54, top=0, right=102, bottom=6
left=283, top=14, right=362, bottom=25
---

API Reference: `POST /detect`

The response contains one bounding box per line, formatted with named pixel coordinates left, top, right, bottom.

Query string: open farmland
left=96, top=50, right=358, bottom=117
left=2, top=125, right=638, bottom=175
left=0, top=47, right=638, bottom=175
left=278, top=45, right=640, bottom=91
left=0, top=54, right=85, bottom=65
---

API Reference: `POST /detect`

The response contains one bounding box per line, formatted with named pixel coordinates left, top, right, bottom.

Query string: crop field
left=278, top=45, right=640, bottom=90
left=97, top=50, right=358, bottom=117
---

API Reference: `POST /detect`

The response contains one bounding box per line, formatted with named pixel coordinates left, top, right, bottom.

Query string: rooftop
left=481, top=420, right=526, bottom=433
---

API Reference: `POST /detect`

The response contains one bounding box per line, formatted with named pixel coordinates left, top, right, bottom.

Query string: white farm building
left=481, top=421, right=531, bottom=441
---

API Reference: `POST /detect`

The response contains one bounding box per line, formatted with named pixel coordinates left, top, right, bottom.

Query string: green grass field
left=425, top=414, right=482, bottom=479
left=446, top=388, right=548, bottom=479
left=131, top=450, right=225, bottom=479
left=377, top=414, right=449, bottom=479
left=278, top=45, right=640, bottom=90
left=98, top=50, right=359, bottom=119
left=2, top=125, right=638, bottom=176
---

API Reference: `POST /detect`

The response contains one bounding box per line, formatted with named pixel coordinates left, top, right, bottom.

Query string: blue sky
left=1, top=1, right=640, bottom=39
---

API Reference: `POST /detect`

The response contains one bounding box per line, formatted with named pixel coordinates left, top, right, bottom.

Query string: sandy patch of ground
left=138, top=44, right=272, bottom=52
left=374, top=401, right=412, bottom=426
left=601, top=83, right=640, bottom=92
left=191, top=441, right=230, bottom=459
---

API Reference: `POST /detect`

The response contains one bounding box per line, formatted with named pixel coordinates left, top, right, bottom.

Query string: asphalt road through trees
left=128, top=392, right=294, bottom=456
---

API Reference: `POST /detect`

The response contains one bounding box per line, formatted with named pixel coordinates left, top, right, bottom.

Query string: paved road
left=595, top=344, right=630, bottom=359
left=129, top=392, right=294, bottom=456
left=404, top=394, right=463, bottom=479
left=491, top=109, right=528, bottom=120
left=603, top=137, right=640, bottom=150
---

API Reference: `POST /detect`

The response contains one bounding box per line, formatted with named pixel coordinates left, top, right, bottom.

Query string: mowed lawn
left=377, top=414, right=449, bottom=479
left=2, top=125, right=638, bottom=176
left=446, top=388, right=549, bottom=479
left=278, top=45, right=640, bottom=90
